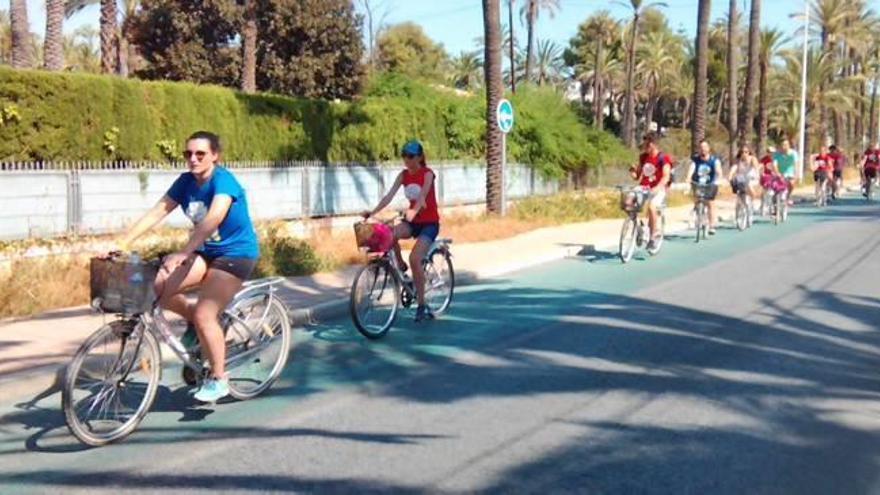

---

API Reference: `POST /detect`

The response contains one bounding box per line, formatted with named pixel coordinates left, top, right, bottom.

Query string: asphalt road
left=1, top=196, right=879, bottom=494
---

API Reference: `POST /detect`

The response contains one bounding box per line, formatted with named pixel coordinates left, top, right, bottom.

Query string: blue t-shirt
left=166, top=166, right=259, bottom=259
left=691, top=154, right=720, bottom=185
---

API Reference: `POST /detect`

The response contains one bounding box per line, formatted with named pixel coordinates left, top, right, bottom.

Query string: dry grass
left=0, top=188, right=697, bottom=319
left=0, top=255, right=90, bottom=318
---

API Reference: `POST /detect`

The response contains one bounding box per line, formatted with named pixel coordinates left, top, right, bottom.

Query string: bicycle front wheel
left=350, top=261, right=400, bottom=339
left=424, top=250, right=455, bottom=315
left=694, top=204, right=704, bottom=243
left=618, top=216, right=638, bottom=263
left=224, top=294, right=291, bottom=400
left=62, top=320, right=161, bottom=447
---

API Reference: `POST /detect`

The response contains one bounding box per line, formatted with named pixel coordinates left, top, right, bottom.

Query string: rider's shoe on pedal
left=181, top=322, right=199, bottom=350
left=414, top=304, right=434, bottom=323
left=194, top=377, right=230, bottom=403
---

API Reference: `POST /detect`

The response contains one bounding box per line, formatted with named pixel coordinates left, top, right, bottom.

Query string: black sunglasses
left=183, top=150, right=208, bottom=160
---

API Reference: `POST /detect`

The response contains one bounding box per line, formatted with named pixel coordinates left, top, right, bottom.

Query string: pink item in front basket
left=365, top=222, right=394, bottom=254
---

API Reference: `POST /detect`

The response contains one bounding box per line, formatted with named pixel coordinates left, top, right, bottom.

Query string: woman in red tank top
left=364, top=140, right=441, bottom=322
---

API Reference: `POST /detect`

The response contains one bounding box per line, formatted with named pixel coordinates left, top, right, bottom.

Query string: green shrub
left=0, top=68, right=634, bottom=176
left=254, top=225, right=323, bottom=277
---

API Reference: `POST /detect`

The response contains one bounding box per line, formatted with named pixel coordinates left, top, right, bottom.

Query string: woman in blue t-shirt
left=115, top=131, right=259, bottom=403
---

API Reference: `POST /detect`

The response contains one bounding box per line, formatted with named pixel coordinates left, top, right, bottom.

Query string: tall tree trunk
left=508, top=0, right=516, bottom=93
left=100, top=0, right=118, bottom=74
left=44, top=0, right=64, bottom=71
left=727, top=0, right=738, bottom=167
left=739, top=0, right=760, bottom=148
left=681, top=98, right=691, bottom=130
left=483, top=0, right=504, bottom=214
left=869, top=76, right=878, bottom=147
left=692, top=0, right=712, bottom=154
left=118, top=35, right=129, bottom=77
left=757, top=59, right=769, bottom=154
left=524, top=0, right=536, bottom=84
left=10, top=0, right=33, bottom=69
left=241, top=0, right=257, bottom=93
left=593, top=38, right=603, bottom=129
left=622, top=13, right=640, bottom=146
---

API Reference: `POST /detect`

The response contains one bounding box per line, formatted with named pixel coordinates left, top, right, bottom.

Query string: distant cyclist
left=811, top=144, right=834, bottom=202
left=629, top=133, right=673, bottom=249
left=728, top=144, right=760, bottom=204
left=773, top=138, right=799, bottom=204
left=114, top=131, right=259, bottom=403
left=860, top=142, right=880, bottom=197
left=363, top=140, right=440, bottom=323
left=686, top=140, right=723, bottom=235
left=828, top=144, right=846, bottom=199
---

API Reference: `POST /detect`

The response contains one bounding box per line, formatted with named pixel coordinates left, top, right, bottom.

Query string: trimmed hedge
left=0, top=67, right=633, bottom=177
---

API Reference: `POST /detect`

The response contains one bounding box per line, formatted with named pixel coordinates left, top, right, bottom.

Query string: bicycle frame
left=118, top=277, right=288, bottom=382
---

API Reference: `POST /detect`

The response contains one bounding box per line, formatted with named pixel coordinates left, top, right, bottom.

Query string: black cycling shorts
left=866, top=167, right=878, bottom=179
left=833, top=169, right=842, bottom=179
left=814, top=170, right=828, bottom=183
left=197, top=253, right=257, bottom=280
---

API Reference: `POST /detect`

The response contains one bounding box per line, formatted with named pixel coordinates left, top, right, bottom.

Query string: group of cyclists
left=112, top=132, right=440, bottom=403
left=631, top=132, right=880, bottom=242
left=108, top=128, right=880, bottom=405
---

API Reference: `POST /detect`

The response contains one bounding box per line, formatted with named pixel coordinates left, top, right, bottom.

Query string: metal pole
left=501, top=132, right=507, bottom=216
left=797, top=0, right=809, bottom=181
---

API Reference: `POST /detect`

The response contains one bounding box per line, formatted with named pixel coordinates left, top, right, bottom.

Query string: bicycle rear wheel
left=735, top=196, right=747, bottom=231
left=618, top=216, right=638, bottom=263
left=350, top=260, right=400, bottom=339
left=224, top=294, right=291, bottom=400
left=62, top=320, right=161, bottom=446
left=424, top=250, right=454, bottom=315
left=646, top=214, right=665, bottom=256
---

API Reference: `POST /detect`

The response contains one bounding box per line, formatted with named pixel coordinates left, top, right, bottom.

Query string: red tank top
left=402, top=167, right=439, bottom=224
left=814, top=154, right=832, bottom=172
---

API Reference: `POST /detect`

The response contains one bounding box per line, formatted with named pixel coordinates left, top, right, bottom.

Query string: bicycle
left=349, top=215, right=455, bottom=339
left=617, top=186, right=665, bottom=263
left=62, top=253, right=291, bottom=446
left=733, top=180, right=754, bottom=231
left=691, top=182, right=717, bottom=243
left=814, top=171, right=831, bottom=207
left=865, top=171, right=879, bottom=201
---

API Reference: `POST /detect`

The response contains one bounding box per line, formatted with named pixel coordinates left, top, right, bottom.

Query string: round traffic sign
left=496, top=99, right=514, bottom=134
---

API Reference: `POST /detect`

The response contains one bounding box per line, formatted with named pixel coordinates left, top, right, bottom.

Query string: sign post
left=496, top=98, right=515, bottom=216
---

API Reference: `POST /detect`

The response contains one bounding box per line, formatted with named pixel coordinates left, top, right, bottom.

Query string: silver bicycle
left=617, top=185, right=664, bottom=263
left=691, top=182, right=717, bottom=243
left=349, top=217, right=454, bottom=339
left=62, top=254, right=291, bottom=446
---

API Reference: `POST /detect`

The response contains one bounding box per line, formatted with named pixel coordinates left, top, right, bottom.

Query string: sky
left=10, top=0, right=804, bottom=55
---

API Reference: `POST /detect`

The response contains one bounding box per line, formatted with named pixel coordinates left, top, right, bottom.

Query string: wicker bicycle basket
left=89, top=257, right=158, bottom=315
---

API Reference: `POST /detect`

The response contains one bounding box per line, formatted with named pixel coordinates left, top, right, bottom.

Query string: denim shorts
left=405, top=222, right=440, bottom=243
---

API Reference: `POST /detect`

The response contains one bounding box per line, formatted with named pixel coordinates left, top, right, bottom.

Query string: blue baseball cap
left=401, top=140, right=424, bottom=156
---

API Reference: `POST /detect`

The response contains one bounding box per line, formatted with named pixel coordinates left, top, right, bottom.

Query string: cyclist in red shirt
left=364, top=140, right=440, bottom=322
left=811, top=145, right=833, bottom=201
left=629, top=133, right=673, bottom=249
left=860, top=142, right=880, bottom=197
left=828, top=145, right=845, bottom=198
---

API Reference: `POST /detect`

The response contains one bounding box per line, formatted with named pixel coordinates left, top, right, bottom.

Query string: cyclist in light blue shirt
left=773, top=138, right=799, bottom=203
left=116, top=131, right=259, bottom=403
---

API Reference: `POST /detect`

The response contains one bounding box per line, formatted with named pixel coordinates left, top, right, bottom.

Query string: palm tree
left=617, top=0, right=667, bottom=147
left=637, top=31, right=675, bottom=132
left=44, top=0, right=65, bottom=70
left=483, top=0, right=504, bottom=214
left=449, top=50, right=484, bottom=90
left=508, top=0, right=516, bottom=92
left=64, top=25, right=101, bottom=73
left=778, top=47, right=858, bottom=154
left=726, top=0, right=738, bottom=167
left=241, top=0, right=257, bottom=93
left=757, top=28, right=787, bottom=153
left=692, top=0, right=712, bottom=154
left=522, top=0, right=560, bottom=84
left=99, top=0, right=118, bottom=73
left=739, top=0, right=761, bottom=148
left=10, top=0, right=33, bottom=68
left=533, top=39, right=563, bottom=86
left=0, top=9, right=13, bottom=64
left=67, top=0, right=143, bottom=76
left=584, top=11, right=619, bottom=130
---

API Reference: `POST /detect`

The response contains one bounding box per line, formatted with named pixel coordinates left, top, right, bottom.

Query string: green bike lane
left=1, top=197, right=879, bottom=493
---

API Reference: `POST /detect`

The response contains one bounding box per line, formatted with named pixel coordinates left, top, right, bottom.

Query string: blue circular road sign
left=496, top=99, right=514, bottom=134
